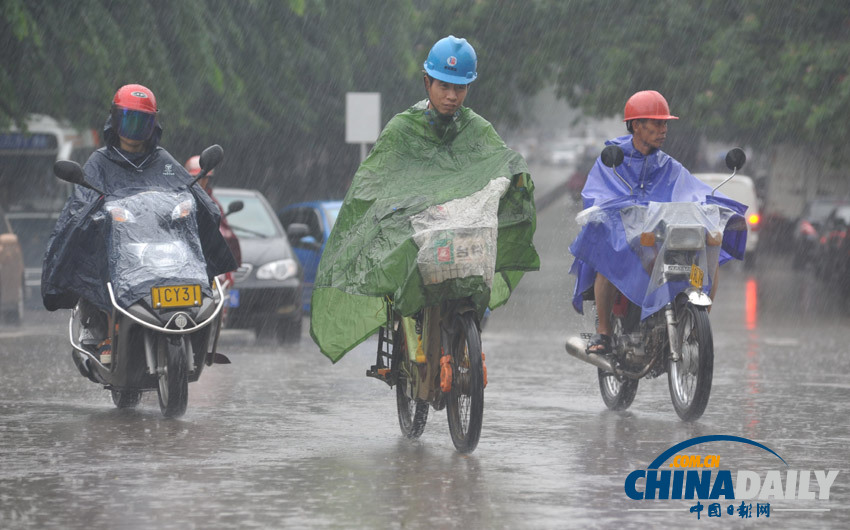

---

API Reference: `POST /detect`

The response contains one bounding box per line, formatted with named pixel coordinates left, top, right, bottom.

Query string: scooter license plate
left=689, top=264, right=704, bottom=289
left=151, top=284, right=202, bottom=309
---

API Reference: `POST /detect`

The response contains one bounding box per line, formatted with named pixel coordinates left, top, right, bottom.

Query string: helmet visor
left=113, top=108, right=156, bottom=141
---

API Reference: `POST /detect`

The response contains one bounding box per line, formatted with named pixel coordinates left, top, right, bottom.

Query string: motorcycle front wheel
left=392, top=328, right=428, bottom=439
left=668, top=303, right=713, bottom=421
left=156, top=334, right=189, bottom=418
left=446, top=312, right=484, bottom=454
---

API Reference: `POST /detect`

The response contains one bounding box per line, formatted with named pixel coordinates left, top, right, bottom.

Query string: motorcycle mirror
left=725, top=148, right=746, bottom=171
left=225, top=200, right=244, bottom=216
left=53, top=160, right=105, bottom=195
left=199, top=144, right=224, bottom=172
left=601, top=145, right=624, bottom=168
left=600, top=145, right=632, bottom=194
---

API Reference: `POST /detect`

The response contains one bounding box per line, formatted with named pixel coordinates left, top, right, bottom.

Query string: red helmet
left=184, top=155, right=202, bottom=176
left=623, top=90, right=678, bottom=121
left=113, top=84, right=157, bottom=113
left=185, top=155, right=214, bottom=178
left=112, top=84, right=158, bottom=141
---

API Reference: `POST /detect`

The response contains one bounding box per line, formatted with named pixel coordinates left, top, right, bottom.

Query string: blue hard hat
left=423, top=35, right=478, bottom=84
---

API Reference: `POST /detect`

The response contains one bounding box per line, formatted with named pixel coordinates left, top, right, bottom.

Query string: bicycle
left=367, top=297, right=485, bottom=453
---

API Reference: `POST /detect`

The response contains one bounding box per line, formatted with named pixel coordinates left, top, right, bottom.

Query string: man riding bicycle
left=311, top=35, right=538, bottom=362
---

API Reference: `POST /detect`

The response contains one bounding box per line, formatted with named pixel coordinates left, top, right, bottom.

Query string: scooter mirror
left=199, top=144, right=224, bottom=172
left=725, top=148, right=746, bottom=171
left=53, top=160, right=105, bottom=195
left=601, top=145, right=625, bottom=168
left=53, top=160, right=85, bottom=185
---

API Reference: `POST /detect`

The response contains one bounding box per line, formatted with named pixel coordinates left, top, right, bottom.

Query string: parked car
left=213, top=188, right=304, bottom=343
left=792, top=197, right=847, bottom=270
left=694, top=173, right=760, bottom=268
left=0, top=205, right=25, bottom=323
left=278, top=200, right=342, bottom=312
left=5, top=211, right=59, bottom=306
left=814, top=204, right=850, bottom=282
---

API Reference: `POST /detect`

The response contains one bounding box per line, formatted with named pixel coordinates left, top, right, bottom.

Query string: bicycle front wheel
left=446, top=312, right=484, bottom=453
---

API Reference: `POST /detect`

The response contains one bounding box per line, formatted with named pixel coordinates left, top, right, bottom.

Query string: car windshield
left=810, top=201, right=841, bottom=223
left=218, top=195, right=280, bottom=239
left=833, top=206, right=850, bottom=225
left=325, top=205, right=341, bottom=229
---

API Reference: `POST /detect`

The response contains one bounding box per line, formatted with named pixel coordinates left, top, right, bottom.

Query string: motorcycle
left=565, top=146, right=748, bottom=421
left=53, top=145, right=231, bottom=417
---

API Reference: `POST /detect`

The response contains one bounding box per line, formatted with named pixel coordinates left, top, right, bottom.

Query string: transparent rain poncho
left=573, top=197, right=747, bottom=319
left=102, top=189, right=212, bottom=308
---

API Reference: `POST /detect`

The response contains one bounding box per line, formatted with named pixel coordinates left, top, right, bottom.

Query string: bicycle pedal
left=366, top=366, right=393, bottom=385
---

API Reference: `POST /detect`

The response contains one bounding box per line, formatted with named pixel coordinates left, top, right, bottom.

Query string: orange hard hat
left=623, top=90, right=679, bottom=121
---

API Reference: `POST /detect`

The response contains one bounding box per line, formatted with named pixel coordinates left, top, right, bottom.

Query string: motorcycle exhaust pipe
left=564, top=336, right=615, bottom=373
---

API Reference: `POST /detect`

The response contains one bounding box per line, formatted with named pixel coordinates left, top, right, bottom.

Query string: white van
left=694, top=173, right=760, bottom=267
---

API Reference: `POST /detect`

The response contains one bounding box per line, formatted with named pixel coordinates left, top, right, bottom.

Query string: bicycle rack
left=366, top=301, right=395, bottom=386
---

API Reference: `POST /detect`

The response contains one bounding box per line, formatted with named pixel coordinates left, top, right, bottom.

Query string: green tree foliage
left=2, top=0, right=849, bottom=206
left=540, top=0, right=850, bottom=166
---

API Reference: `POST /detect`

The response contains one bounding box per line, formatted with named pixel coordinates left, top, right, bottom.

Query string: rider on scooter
left=572, top=90, right=726, bottom=355
left=42, top=84, right=235, bottom=363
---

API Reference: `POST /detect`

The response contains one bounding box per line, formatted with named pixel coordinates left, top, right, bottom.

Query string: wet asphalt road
left=1, top=164, right=848, bottom=529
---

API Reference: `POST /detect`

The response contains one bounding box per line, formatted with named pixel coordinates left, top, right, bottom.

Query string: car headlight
left=255, top=259, right=298, bottom=281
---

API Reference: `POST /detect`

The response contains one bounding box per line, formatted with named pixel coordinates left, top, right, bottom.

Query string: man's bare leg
left=590, top=273, right=617, bottom=352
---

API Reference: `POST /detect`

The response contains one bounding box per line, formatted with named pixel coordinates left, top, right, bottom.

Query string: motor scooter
left=565, top=146, right=749, bottom=420
left=54, top=145, right=231, bottom=417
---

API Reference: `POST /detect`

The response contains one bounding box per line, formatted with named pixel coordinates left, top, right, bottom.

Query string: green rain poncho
left=311, top=100, right=539, bottom=362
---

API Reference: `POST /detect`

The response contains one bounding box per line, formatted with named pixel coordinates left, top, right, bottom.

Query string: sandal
left=586, top=333, right=612, bottom=355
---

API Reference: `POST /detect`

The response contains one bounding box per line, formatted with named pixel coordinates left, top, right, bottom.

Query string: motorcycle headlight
left=171, top=199, right=195, bottom=220
left=256, top=259, right=298, bottom=281
left=665, top=226, right=705, bottom=250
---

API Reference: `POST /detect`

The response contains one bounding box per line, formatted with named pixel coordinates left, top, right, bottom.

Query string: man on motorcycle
left=573, top=90, right=723, bottom=355
left=309, top=36, right=539, bottom=363
left=42, top=84, right=235, bottom=361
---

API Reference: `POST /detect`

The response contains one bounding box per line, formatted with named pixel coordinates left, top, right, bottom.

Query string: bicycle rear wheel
left=393, top=328, right=428, bottom=438
left=446, top=312, right=484, bottom=453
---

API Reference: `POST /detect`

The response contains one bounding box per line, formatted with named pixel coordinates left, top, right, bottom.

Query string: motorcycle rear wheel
left=597, top=370, right=639, bottom=411
left=156, top=335, right=189, bottom=418
left=668, top=303, right=713, bottom=421
left=597, top=305, right=639, bottom=411
left=446, top=312, right=484, bottom=454
left=393, top=328, right=428, bottom=439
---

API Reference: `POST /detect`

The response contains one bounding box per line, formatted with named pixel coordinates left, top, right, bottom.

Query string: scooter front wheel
left=111, top=389, right=142, bottom=409
left=668, top=304, right=713, bottom=421
left=156, top=334, right=189, bottom=418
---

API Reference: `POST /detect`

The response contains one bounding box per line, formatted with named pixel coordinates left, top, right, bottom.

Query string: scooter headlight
left=171, top=198, right=195, bottom=220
